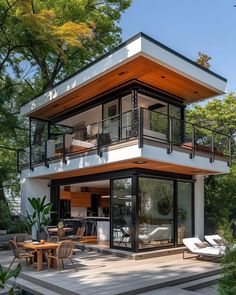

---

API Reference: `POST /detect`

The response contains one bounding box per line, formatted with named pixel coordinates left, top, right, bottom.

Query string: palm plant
left=26, top=196, right=52, bottom=239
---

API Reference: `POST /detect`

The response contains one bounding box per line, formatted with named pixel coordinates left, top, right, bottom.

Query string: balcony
left=18, top=108, right=231, bottom=172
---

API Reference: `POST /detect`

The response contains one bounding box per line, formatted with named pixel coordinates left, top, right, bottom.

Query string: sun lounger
left=182, top=237, right=224, bottom=259
left=204, top=234, right=225, bottom=247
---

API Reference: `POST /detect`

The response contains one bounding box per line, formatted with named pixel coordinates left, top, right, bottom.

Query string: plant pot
left=37, top=228, right=49, bottom=241
left=178, top=226, right=186, bottom=244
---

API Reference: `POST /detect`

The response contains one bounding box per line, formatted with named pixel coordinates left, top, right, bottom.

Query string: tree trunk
left=0, top=184, right=10, bottom=213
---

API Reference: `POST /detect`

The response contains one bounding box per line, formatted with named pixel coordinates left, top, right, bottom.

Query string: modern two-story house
left=18, top=33, right=231, bottom=253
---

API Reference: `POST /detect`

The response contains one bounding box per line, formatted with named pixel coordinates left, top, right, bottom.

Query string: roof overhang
left=20, top=33, right=227, bottom=119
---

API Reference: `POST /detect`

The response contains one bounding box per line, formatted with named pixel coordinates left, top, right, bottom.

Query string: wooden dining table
left=22, top=242, right=59, bottom=271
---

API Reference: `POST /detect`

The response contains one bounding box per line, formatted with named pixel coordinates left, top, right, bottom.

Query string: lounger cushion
left=213, top=238, right=226, bottom=246
left=195, top=242, right=208, bottom=248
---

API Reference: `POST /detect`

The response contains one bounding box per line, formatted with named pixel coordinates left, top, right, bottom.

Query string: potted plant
left=177, top=207, right=187, bottom=244
left=26, top=196, right=52, bottom=240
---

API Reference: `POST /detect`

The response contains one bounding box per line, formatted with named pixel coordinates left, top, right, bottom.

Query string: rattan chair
left=65, top=227, right=86, bottom=241
left=8, top=240, right=34, bottom=270
left=47, top=241, right=76, bottom=271
left=57, top=228, right=65, bottom=240
left=14, top=233, right=30, bottom=245
left=48, top=236, right=59, bottom=243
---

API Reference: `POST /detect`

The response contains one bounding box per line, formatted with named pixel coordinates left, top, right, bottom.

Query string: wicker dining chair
left=14, top=233, right=30, bottom=245
left=57, top=228, right=66, bottom=240
left=8, top=240, right=34, bottom=270
left=48, top=236, right=59, bottom=243
left=47, top=241, right=76, bottom=271
left=65, top=227, right=86, bottom=241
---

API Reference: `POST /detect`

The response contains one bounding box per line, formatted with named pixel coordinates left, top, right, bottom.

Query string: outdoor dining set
left=7, top=226, right=86, bottom=272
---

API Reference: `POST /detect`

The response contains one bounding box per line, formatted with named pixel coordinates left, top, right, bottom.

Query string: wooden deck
left=0, top=249, right=221, bottom=295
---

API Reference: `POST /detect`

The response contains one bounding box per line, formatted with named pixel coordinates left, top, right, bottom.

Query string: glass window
left=139, top=93, right=168, bottom=141
left=177, top=182, right=193, bottom=244
left=111, top=178, right=133, bottom=249
left=121, top=95, right=132, bottom=140
left=169, top=104, right=183, bottom=145
left=138, top=177, right=174, bottom=250
left=103, top=99, right=119, bottom=143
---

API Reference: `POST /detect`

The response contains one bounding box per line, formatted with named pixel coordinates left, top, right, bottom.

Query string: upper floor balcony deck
left=18, top=108, right=231, bottom=178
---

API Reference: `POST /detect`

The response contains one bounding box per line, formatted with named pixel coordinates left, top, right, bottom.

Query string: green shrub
left=219, top=246, right=236, bottom=295
left=0, top=264, right=21, bottom=294
left=7, top=218, right=28, bottom=234
left=0, top=201, right=11, bottom=231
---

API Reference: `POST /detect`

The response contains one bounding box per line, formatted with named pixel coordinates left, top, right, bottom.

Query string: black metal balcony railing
left=17, top=108, right=232, bottom=172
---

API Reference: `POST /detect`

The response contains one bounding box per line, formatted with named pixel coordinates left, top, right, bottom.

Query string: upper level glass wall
left=28, top=89, right=185, bottom=161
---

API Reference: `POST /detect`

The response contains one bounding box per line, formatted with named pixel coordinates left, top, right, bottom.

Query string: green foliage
left=0, top=0, right=132, bottom=208
left=27, top=196, right=52, bottom=236
left=0, top=264, right=21, bottom=294
left=7, top=217, right=29, bottom=234
left=219, top=246, right=236, bottom=295
left=187, top=93, right=236, bottom=145
left=0, top=0, right=132, bottom=92
left=205, top=172, right=236, bottom=228
left=216, top=219, right=234, bottom=244
left=0, top=201, right=11, bottom=230
left=187, top=93, right=236, bottom=232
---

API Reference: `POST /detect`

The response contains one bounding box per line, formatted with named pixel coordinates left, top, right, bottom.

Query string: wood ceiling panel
left=31, top=56, right=218, bottom=119
left=35, top=158, right=217, bottom=180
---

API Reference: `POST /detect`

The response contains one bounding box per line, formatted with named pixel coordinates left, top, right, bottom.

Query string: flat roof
left=20, top=32, right=227, bottom=118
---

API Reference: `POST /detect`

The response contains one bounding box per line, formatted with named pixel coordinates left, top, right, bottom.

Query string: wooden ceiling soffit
left=31, top=56, right=218, bottom=119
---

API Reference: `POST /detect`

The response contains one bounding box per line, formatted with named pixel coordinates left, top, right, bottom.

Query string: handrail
left=142, top=107, right=230, bottom=138
left=18, top=107, right=232, bottom=170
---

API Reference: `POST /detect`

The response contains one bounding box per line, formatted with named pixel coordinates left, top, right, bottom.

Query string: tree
left=0, top=0, right=132, bottom=93
left=0, top=0, right=131, bottom=208
left=195, top=52, right=211, bottom=69
left=187, top=93, right=236, bottom=231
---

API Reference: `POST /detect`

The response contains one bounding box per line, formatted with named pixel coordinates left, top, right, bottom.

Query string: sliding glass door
left=111, top=178, right=134, bottom=250
left=110, top=174, right=193, bottom=251
left=138, top=177, right=174, bottom=250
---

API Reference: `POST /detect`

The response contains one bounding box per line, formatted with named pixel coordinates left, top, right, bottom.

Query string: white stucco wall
left=20, top=178, right=51, bottom=216
left=194, top=175, right=205, bottom=239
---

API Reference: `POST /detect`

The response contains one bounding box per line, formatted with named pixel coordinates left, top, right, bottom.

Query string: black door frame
left=50, top=168, right=194, bottom=252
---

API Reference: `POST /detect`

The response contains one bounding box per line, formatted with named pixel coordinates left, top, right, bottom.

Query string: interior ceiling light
left=118, top=71, right=126, bottom=76
left=134, top=161, right=147, bottom=164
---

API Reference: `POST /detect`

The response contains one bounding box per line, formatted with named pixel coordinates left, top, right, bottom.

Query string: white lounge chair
left=205, top=234, right=224, bottom=247
left=139, top=226, right=170, bottom=243
left=182, top=237, right=224, bottom=259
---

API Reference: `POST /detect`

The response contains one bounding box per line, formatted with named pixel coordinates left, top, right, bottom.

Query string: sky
left=120, top=0, right=236, bottom=93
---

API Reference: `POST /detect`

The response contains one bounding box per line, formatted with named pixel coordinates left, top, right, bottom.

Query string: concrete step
left=139, top=286, right=202, bottom=295
left=115, top=269, right=220, bottom=295
left=8, top=277, right=61, bottom=295
left=19, top=271, right=80, bottom=295
left=176, top=274, right=220, bottom=291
